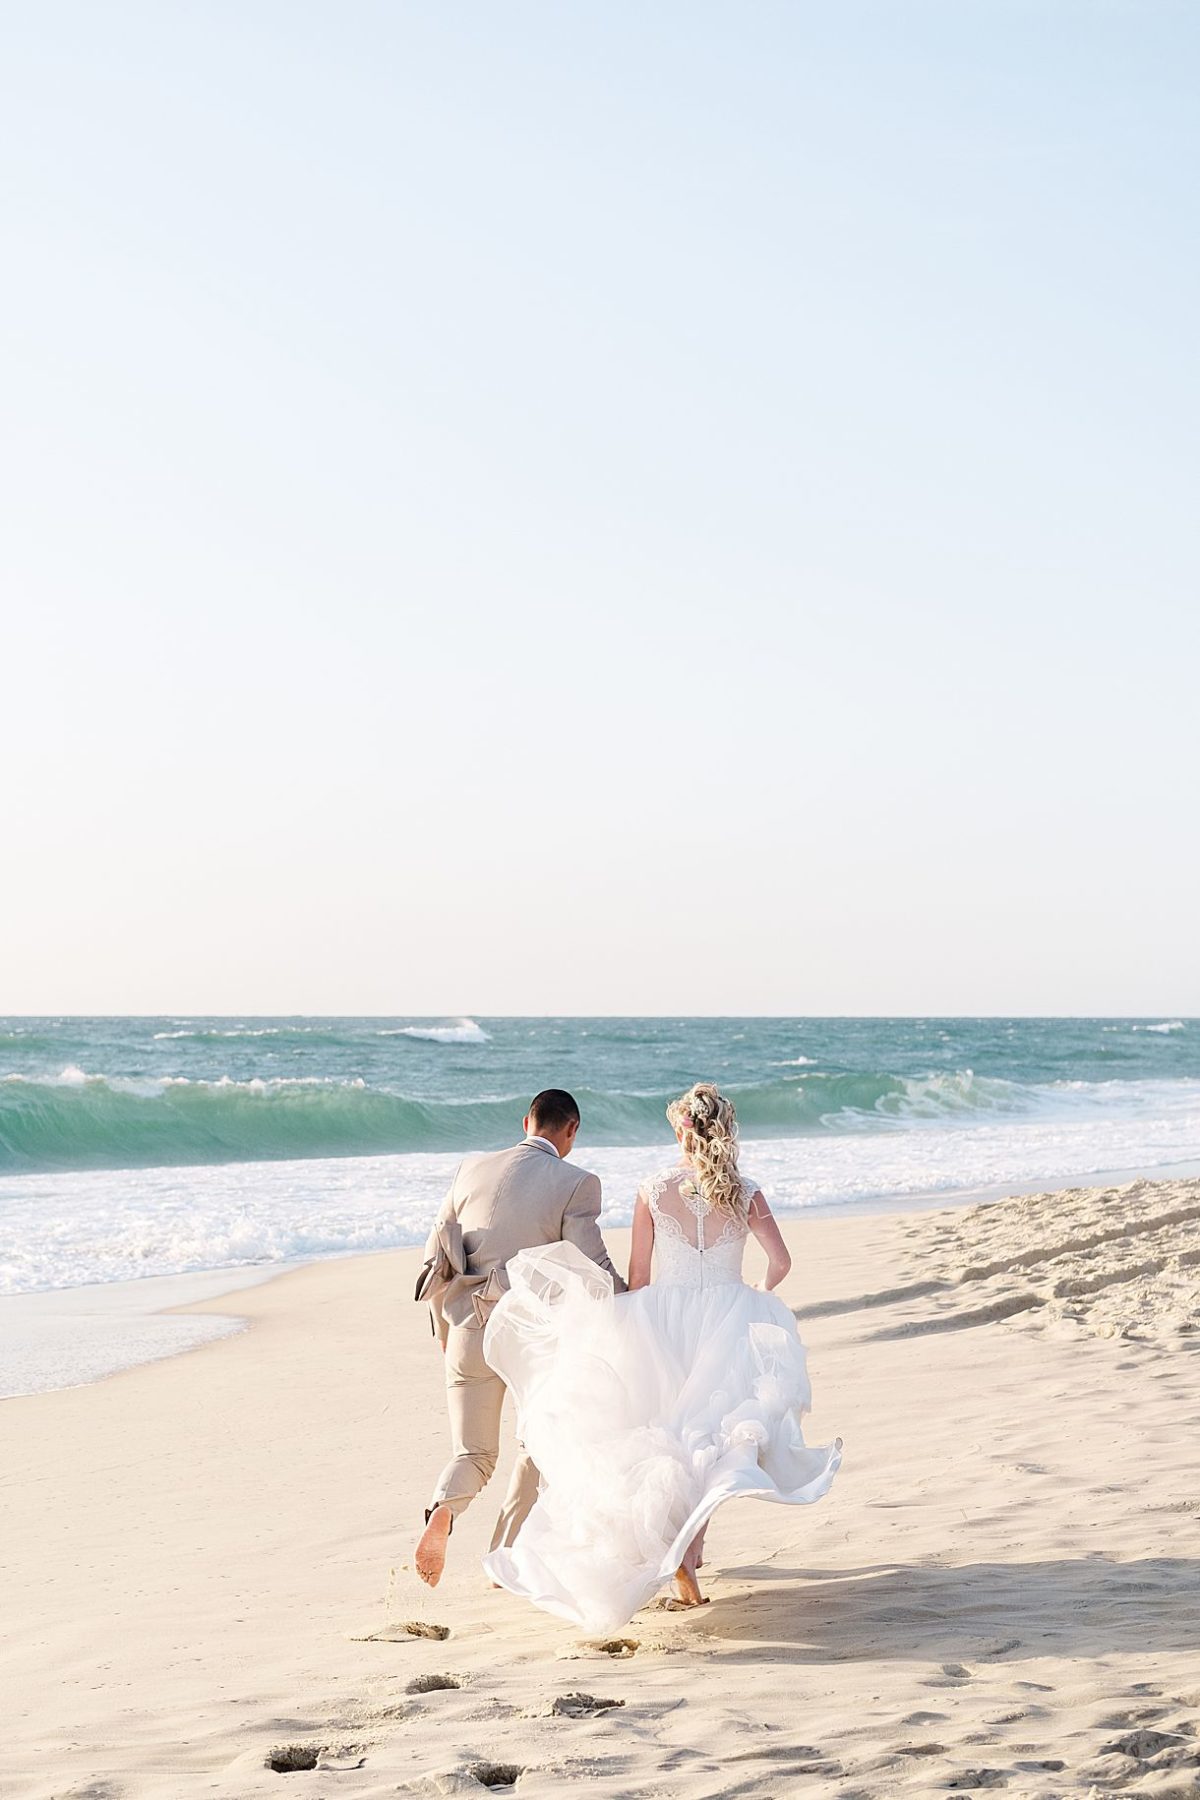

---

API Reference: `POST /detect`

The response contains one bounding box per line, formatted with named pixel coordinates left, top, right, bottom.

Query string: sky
left=2, top=1, right=1197, bottom=1016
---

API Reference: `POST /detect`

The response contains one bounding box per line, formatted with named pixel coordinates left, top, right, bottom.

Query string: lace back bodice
left=642, top=1166, right=755, bottom=1289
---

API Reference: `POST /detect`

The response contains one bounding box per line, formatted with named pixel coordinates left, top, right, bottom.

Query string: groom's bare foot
left=416, top=1506, right=453, bottom=1587
left=671, top=1564, right=708, bottom=1608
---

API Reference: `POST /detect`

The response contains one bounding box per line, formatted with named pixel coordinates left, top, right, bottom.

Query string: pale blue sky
left=3, top=2, right=1196, bottom=1014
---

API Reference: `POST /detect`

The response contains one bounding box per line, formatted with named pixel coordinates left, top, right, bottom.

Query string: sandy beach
left=8, top=0, right=1196, bottom=1789
left=4, top=1178, right=1199, bottom=1800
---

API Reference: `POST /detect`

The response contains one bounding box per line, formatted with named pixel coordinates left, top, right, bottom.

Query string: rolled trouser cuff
left=424, top=1499, right=460, bottom=1528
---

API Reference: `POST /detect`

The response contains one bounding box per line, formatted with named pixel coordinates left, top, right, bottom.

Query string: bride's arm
left=627, top=1193, right=654, bottom=1290
left=746, top=1190, right=791, bottom=1291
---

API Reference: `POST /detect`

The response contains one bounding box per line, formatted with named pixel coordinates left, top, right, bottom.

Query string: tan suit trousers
left=429, top=1322, right=539, bottom=1552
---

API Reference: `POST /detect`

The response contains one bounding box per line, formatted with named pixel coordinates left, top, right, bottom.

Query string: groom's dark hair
left=528, top=1088, right=581, bottom=1133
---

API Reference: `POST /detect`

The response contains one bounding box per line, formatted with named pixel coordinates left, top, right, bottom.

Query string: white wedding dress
left=482, top=1166, right=842, bottom=1634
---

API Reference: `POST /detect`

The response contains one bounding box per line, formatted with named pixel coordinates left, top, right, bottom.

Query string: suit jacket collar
left=521, top=1134, right=560, bottom=1157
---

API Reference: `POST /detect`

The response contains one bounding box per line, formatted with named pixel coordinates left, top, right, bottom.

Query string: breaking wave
left=152, top=1026, right=353, bottom=1044
left=380, top=1018, right=491, bottom=1045
left=0, top=1062, right=1155, bottom=1175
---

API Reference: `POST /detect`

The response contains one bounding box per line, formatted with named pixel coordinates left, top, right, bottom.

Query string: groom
left=414, top=1088, right=626, bottom=1586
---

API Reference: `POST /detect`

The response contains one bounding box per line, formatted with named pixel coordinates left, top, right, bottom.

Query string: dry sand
left=3, top=1178, right=1199, bottom=1799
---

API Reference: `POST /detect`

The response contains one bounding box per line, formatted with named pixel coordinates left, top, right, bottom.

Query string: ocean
left=2, top=1015, right=1199, bottom=1298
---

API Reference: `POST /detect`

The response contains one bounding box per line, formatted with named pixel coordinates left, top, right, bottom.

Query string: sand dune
left=3, top=1182, right=1199, bottom=1797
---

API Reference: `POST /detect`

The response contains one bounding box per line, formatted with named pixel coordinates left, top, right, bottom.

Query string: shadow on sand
left=697, top=1556, right=1200, bottom=1665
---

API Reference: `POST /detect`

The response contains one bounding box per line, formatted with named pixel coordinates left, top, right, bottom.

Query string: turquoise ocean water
left=1, top=1015, right=1198, bottom=1295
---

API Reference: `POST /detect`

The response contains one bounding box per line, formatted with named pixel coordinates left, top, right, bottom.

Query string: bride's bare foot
left=415, top=1506, right=453, bottom=1587
left=671, top=1564, right=708, bottom=1607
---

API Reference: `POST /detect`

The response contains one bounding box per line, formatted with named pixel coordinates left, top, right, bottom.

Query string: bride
left=482, top=1082, right=842, bottom=1633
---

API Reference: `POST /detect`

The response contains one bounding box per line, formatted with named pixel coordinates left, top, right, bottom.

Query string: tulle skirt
left=482, top=1242, right=842, bottom=1634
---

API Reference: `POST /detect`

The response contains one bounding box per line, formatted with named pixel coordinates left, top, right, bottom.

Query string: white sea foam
left=160, top=1074, right=368, bottom=1092
left=383, top=1018, right=490, bottom=1045
left=1, top=1067, right=362, bottom=1097
left=152, top=1026, right=323, bottom=1040
left=1138, top=1020, right=1186, bottom=1034
left=1, top=1066, right=159, bottom=1092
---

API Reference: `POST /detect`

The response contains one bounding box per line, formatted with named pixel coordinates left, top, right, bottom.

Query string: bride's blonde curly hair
left=666, top=1082, right=746, bottom=1218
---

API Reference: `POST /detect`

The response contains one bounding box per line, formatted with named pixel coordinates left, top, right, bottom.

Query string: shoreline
left=7, top=1150, right=1200, bottom=1399
left=0, top=1263, right=294, bottom=1401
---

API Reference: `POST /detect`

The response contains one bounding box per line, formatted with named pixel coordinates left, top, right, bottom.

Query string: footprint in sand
left=350, top=1619, right=451, bottom=1643
left=922, top=1661, right=973, bottom=1689
left=727, top=1745, right=829, bottom=1765
left=266, top=1742, right=368, bottom=1774
left=407, top=1673, right=463, bottom=1694
left=468, top=1762, right=524, bottom=1789
left=551, top=1692, right=625, bottom=1718
left=1101, top=1727, right=1190, bottom=1759
left=266, top=1745, right=321, bottom=1772
left=946, top=1772, right=1006, bottom=1790
left=1096, top=1703, right=1170, bottom=1727
left=592, top=1637, right=639, bottom=1658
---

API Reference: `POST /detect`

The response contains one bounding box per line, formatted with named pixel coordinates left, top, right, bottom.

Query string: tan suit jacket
left=421, top=1139, right=626, bottom=1340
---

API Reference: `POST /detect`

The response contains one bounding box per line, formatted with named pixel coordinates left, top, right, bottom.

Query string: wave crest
left=382, top=1018, right=490, bottom=1045
left=0, top=1063, right=1054, bottom=1175
left=152, top=1026, right=354, bottom=1044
